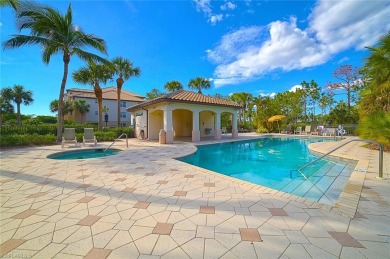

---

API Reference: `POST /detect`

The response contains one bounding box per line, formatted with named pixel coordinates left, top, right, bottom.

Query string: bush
left=0, top=134, right=57, bottom=147
left=256, top=126, right=268, bottom=133
left=357, top=111, right=390, bottom=150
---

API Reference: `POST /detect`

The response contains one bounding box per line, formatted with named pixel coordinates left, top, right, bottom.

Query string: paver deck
left=0, top=133, right=389, bottom=258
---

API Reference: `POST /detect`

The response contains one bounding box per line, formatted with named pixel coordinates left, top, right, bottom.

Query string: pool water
left=178, top=137, right=357, bottom=205
left=48, top=149, right=121, bottom=160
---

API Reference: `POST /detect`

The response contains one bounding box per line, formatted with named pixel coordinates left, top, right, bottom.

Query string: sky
left=1, top=0, right=389, bottom=116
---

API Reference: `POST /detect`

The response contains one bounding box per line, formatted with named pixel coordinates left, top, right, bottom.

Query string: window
left=121, top=112, right=126, bottom=118
left=120, top=101, right=126, bottom=107
left=95, top=111, right=98, bottom=116
left=120, top=123, right=127, bottom=127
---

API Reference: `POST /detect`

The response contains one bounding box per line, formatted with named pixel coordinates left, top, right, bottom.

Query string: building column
left=232, top=111, right=238, bottom=138
left=214, top=112, right=221, bottom=140
left=164, top=106, right=173, bottom=144
left=192, top=110, right=200, bottom=142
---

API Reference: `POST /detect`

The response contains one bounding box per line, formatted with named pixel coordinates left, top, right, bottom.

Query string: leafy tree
left=3, top=2, right=107, bottom=141
left=73, top=99, right=90, bottom=123
left=145, top=88, right=165, bottom=100
left=111, top=57, right=140, bottom=127
left=1, top=85, right=33, bottom=127
left=327, top=65, right=363, bottom=109
left=188, top=77, right=210, bottom=94
left=49, top=99, right=74, bottom=122
left=164, top=81, right=183, bottom=92
left=72, top=61, right=112, bottom=130
left=328, top=101, right=359, bottom=125
left=301, top=80, right=320, bottom=122
left=0, top=94, right=14, bottom=126
left=318, top=91, right=335, bottom=116
left=230, top=92, right=253, bottom=125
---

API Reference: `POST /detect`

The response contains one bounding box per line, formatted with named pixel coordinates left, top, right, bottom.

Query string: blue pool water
left=178, top=137, right=356, bottom=204
left=48, top=149, right=121, bottom=160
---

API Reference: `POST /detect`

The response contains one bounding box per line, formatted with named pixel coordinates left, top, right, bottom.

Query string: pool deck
left=0, top=133, right=389, bottom=258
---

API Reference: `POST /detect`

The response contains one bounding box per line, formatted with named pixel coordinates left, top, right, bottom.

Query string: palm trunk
left=116, top=77, right=124, bottom=127
left=57, top=54, right=70, bottom=143
left=16, top=102, right=21, bottom=127
left=94, top=83, right=103, bottom=130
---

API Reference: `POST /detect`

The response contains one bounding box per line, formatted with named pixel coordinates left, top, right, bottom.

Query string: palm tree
left=111, top=57, right=140, bottom=127
left=1, top=85, right=33, bottom=127
left=73, top=61, right=112, bottom=130
left=230, top=92, right=253, bottom=124
left=3, top=2, right=107, bottom=141
left=73, top=100, right=90, bottom=124
left=0, top=0, right=19, bottom=9
left=49, top=99, right=74, bottom=122
left=188, top=77, right=210, bottom=94
left=164, top=80, right=183, bottom=92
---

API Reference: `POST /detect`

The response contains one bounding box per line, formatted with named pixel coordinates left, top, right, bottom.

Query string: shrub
left=357, top=111, right=390, bottom=150
left=256, top=126, right=268, bottom=133
left=0, top=134, right=57, bottom=147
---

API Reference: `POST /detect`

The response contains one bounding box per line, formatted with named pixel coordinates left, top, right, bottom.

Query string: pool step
left=279, top=159, right=355, bottom=205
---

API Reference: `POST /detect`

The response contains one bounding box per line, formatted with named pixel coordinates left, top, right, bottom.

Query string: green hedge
left=0, top=126, right=134, bottom=147
left=0, top=134, right=57, bottom=147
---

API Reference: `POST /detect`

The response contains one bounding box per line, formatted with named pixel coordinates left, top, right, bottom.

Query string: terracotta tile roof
left=127, top=90, right=243, bottom=111
left=66, top=87, right=144, bottom=102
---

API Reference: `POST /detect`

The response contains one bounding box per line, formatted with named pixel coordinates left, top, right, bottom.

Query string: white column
left=164, top=106, right=173, bottom=144
left=214, top=112, right=221, bottom=140
left=232, top=111, right=238, bottom=138
left=192, top=110, right=200, bottom=142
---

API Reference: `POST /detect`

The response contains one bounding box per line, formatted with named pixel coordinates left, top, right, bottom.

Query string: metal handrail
left=105, top=133, right=128, bottom=152
left=297, top=139, right=384, bottom=178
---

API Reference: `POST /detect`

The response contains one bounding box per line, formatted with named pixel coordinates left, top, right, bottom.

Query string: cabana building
left=127, top=90, right=243, bottom=143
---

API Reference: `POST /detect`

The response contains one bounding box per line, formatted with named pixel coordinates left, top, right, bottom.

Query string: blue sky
left=1, top=0, right=389, bottom=116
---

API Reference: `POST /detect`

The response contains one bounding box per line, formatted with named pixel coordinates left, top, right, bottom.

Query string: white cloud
left=209, top=0, right=390, bottom=87
left=209, top=14, right=223, bottom=25
left=193, top=0, right=224, bottom=25
left=221, top=2, right=237, bottom=11
left=336, top=56, right=349, bottom=64
left=289, top=85, right=302, bottom=92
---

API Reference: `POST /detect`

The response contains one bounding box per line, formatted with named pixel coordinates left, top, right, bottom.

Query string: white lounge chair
left=62, top=128, right=78, bottom=148
left=303, top=125, right=311, bottom=135
left=294, top=126, right=302, bottom=134
left=83, top=128, right=97, bottom=146
left=221, top=127, right=227, bottom=134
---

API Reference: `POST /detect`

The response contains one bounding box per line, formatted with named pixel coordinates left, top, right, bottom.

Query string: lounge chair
left=325, top=128, right=336, bottom=136
left=83, top=128, right=97, bottom=146
left=221, top=127, right=227, bottom=134
left=294, top=126, right=302, bottom=134
left=281, top=125, right=292, bottom=134
left=62, top=128, right=78, bottom=148
left=303, top=126, right=311, bottom=135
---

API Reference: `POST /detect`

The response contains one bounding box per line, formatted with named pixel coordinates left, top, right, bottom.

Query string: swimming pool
left=178, top=137, right=357, bottom=205
left=48, top=149, right=121, bottom=160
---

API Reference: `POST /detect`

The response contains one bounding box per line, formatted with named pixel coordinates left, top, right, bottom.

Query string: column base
left=192, top=130, right=200, bottom=142
left=166, top=130, right=174, bottom=144
left=214, top=129, right=222, bottom=140
left=232, top=129, right=238, bottom=138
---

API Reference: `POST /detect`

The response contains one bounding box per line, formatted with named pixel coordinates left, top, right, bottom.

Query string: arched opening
left=221, top=111, right=233, bottom=135
left=199, top=110, right=216, bottom=138
left=172, top=109, right=193, bottom=141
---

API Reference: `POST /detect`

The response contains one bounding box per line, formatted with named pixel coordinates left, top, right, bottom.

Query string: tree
left=0, top=0, right=19, bottom=9
left=328, top=101, right=359, bottom=125
left=73, top=100, right=90, bottom=124
left=1, top=85, right=33, bottom=127
left=230, top=92, right=253, bottom=125
left=111, top=57, right=140, bottom=127
left=188, top=77, right=210, bottom=94
left=0, top=94, right=14, bottom=126
left=164, top=80, right=183, bottom=92
left=72, top=61, right=112, bottom=130
left=327, top=65, right=363, bottom=109
left=318, top=91, right=335, bottom=116
left=3, top=2, right=107, bottom=141
left=301, top=80, right=320, bottom=122
left=50, top=99, right=74, bottom=122
left=145, top=88, right=165, bottom=100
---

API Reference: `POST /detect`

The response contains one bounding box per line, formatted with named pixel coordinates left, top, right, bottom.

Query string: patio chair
left=294, top=126, right=302, bottom=135
left=221, top=127, right=227, bottom=134
left=83, top=128, right=97, bottom=146
left=303, top=125, right=311, bottom=135
left=62, top=128, right=78, bottom=148
left=280, top=125, right=292, bottom=134
left=325, top=128, right=336, bottom=136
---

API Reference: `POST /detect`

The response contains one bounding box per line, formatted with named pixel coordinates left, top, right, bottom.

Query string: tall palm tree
left=164, top=80, right=183, bottom=92
left=1, top=85, right=33, bottom=127
left=0, top=0, right=19, bottom=9
left=73, top=100, right=90, bottom=124
left=49, top=99, right=74, bottom=122
left=3, top=2, right=107, bottom=141
left=111, top=57, right=140, bottom=127
left=188, top=77, right=210, bottom=94
left=230, top=92, right=253, bottom=124
left=72, top=61, right=112, bottom=130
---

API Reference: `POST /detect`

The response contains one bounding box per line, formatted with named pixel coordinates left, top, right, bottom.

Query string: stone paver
left=0, top=134, right=389, bottom=258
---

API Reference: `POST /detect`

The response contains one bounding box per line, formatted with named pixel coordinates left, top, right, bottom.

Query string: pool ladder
left=290, top=139, right=384, bottom=179
left=105, top=133, right=128, bottom=152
